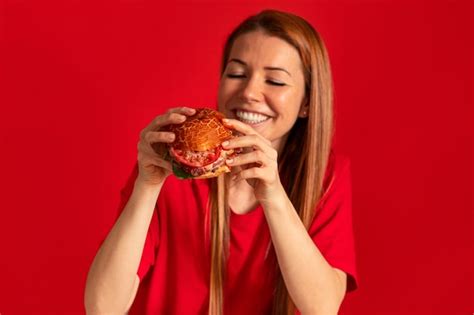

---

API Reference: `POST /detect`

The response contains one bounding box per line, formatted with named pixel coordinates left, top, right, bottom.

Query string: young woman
left=85, top=9, right=358, bottom=315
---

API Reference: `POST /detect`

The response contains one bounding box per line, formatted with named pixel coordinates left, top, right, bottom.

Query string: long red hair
left=207, top=9, right=335, bottom=315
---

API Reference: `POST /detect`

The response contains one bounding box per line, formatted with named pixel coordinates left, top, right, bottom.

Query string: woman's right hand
left=136, top=106, right=196, bottom=187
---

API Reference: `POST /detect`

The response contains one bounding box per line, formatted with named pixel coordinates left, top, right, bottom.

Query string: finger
left=151, top=156, right=173, bottom=171
left=138, top=140, right=162, bottom=157
left=153, top=112, right=188, bottom=130
left=225, top=150, right=268, bottom=168
left=138, top=131, right=174, bottom=158
left=222, top=135, right=277, bottom=160
left=138, top=140, right=173, bottom=166
left=222, top=118, right=257, bottom=136
left=167, top=106, right=196, bottom=116
left=139, top=152, right=173, bottom=171
left=223, top=118, right=273, bottom=146
left=144, top=130, right=176, bottom=144
left=223, top=118, right=271, bottom=141
left=142, top=107, right=196, bottom=136
left=140, top=113, right=185, bottom=137
left=139, top=140, right=164, bottom=159
left=234, top=166, right=264, bottom=181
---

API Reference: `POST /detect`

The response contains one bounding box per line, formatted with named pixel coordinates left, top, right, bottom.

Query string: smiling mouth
left=234, top=109, right=271, bottom=125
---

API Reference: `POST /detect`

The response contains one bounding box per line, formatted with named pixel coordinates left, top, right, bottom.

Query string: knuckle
left=144, top=131, right=152, bottom=142
left=154, top=115, right=162, bottom=124
left=153, top=118, right=162, bottom=128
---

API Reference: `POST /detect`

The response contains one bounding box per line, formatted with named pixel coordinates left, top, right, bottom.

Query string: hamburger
left=158, top=108, right=241, bottom=179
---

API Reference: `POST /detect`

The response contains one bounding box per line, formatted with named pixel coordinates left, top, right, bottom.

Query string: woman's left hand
left=222, top=118, right=285, bottom=203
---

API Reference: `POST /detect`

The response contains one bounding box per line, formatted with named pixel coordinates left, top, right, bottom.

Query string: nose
left=239, top=76, right=263, bottom=103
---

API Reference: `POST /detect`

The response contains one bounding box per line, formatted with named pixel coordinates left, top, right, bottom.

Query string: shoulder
left=318, top=150, right=352, bottom=211
left=324, top=150, right=351, bottom=187
left=309, top=150, right=354, bottom=236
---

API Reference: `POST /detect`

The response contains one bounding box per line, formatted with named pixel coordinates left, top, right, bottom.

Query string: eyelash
left=226, top=74, right=286, bottom=86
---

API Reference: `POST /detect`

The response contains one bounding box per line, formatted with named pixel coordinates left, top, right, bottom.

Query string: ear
left=298, top=96, right=309, bottom=118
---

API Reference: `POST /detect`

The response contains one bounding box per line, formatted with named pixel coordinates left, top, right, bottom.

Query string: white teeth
left=235, top=110, right=270, bottom=124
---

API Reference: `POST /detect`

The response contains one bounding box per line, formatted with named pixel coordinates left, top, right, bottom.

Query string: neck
left=273, top=133, right=289, bottom=156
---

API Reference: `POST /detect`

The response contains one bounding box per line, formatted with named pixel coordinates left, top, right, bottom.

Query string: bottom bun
left=193, top=164, right=231, bottom=179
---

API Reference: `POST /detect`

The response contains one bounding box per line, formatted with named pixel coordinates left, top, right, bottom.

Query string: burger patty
left=182, top=148, right=233, bottom=176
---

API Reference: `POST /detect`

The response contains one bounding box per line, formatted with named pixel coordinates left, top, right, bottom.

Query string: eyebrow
left=228, top=58, right=292, bottom=77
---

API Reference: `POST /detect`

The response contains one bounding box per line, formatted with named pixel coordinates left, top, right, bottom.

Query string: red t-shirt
left=111, top=151, right=358, bottom=314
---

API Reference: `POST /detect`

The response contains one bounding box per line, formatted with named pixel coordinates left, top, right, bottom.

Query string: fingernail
left=222, top=141, right=229, bottom=147
left=226, top=158, right=233, bottom=164
left=222, top=118, right=230, bottom=124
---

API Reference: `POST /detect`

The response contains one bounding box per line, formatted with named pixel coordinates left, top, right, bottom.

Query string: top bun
left=165, top=108, right=233, bottom=151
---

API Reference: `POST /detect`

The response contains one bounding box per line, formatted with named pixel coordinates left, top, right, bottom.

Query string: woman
left=85, top=9, right=358, bottom=315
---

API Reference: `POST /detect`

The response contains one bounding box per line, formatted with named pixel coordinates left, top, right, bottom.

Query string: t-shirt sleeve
left=115, top=162, right=159, bottom=281
left=308, top=157, right=359, bottom=293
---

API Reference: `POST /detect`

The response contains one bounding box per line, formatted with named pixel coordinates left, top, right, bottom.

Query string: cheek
left=272, top=91, right=301, bottom=115
left=218, top=81, right=236, bottom=103
left=217, top=82, right=230, bottom=111
left=217, top=79, right=226, bottom=99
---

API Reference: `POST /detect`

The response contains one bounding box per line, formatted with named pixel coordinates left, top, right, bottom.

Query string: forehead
left=228, top=31, right=303, bottom=72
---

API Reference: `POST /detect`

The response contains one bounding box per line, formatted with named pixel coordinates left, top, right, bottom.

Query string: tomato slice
left=170, top=146, right=221, bottom=168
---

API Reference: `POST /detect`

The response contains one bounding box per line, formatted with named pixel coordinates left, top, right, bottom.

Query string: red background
left=0, top=0, right=472, bottom=314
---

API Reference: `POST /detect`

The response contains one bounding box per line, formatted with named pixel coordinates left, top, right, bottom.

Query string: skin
left=218, top=30, right=308, bottom=155
left=217, top=30, right=309, bottom=205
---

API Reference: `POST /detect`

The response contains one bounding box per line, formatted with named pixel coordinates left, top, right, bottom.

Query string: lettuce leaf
left=172, top=161, right=194, bottom=179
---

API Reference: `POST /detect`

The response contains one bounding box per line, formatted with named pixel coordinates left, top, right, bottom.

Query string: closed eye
left=226, top=74, right=245, bottom=79
left=267, top=80, right=286, bottom=86
left=226, top=74, right=286, bottom=86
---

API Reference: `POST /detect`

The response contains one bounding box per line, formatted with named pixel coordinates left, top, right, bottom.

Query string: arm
left=84, top=179, right=162, bottom=314
left=220, top=118, right=348, bottom=314
left=262, top=188, right=347, bottom=315
left=84, top=107, right=196, bottom=313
